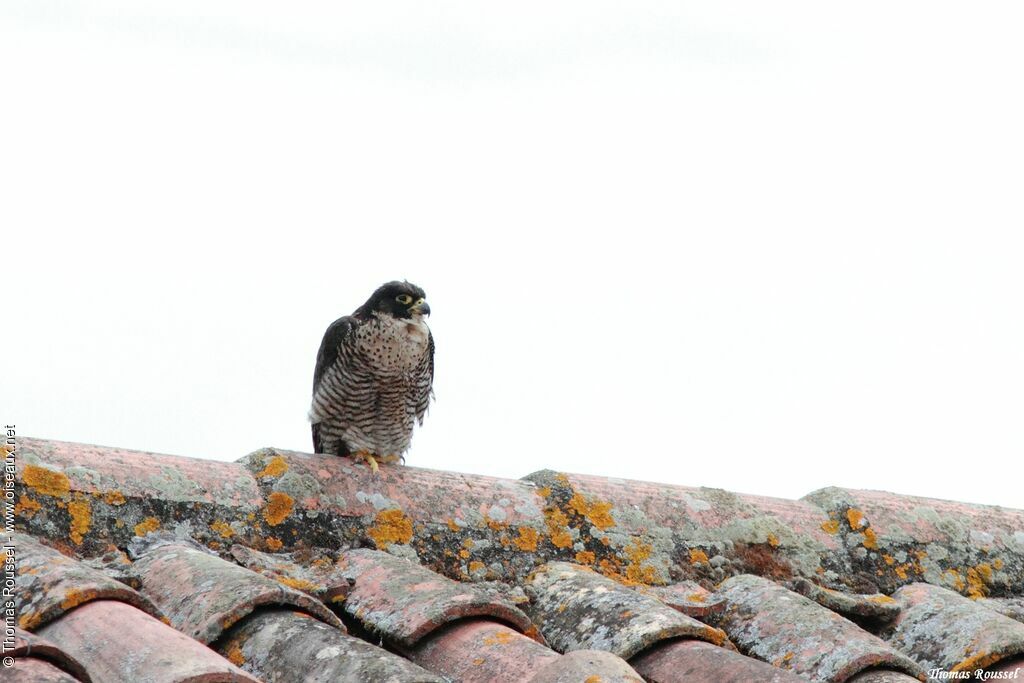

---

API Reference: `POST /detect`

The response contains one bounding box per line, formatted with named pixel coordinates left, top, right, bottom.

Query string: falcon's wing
left=414, top=329, right=435, bottom=424
left=313, top=316, right=355, bottom=393
left=312, top=316, right=355, bottom=453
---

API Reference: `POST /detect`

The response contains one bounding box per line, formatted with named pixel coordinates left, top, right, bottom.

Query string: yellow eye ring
left=395, top=294, right=413, bottom=305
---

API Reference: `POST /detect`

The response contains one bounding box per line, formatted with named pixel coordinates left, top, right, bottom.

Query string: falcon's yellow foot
left=351, top=450, right=380, bottom=474
left=377, top=454, right=404, bottom=466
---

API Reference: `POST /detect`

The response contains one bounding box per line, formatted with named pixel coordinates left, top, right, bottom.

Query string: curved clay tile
left=131, top=538, right=343, bottom=644
left=338, top=548, right=539, bottom=647
left=221, top=608, right=444, bottom=682
left=10, top=628, right=91, bottom=682
left=525, top=562, right=728, bottom=660
left=887, top=582, right=1024, bottom=674
left=710, top=574, right=926, bottom=682
left=13, top=533, right=162, bottom=632
left=36, top=600, right=260, bottom=683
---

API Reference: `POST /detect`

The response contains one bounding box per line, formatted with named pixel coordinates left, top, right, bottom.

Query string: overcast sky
left=4, top=1, right=1022, bottom=509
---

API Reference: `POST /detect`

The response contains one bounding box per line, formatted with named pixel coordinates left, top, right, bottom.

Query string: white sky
left=4, top=2, right=1023, bottom=509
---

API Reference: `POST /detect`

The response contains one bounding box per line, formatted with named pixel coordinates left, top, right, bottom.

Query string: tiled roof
left=11, top=436, right=1024, bottom=682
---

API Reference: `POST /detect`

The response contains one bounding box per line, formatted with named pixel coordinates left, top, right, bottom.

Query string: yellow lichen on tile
left=482, top=630, right=515, bottom=646
left=368, top=509, right=413, bottom=548
left=944, top=568, right=966, bottom=592
left=469, top=560, right=485, bottom=573
left=263, top=492, right=295, bottom=526
left=224, top=640, right=246, bottom=666
left=952, top=652, right=1003, bottom=673
left=210, top=521, right=235, bottom=539
left=585, top=676, right=603, bottom=683
left=893, top=564, right=909, bottom=580
left=993, top=558, right=1004, bottom=570
left=23, top=464, right=71, bottom=498
left=846, top=509, right=865, bottom=530
left=966, top=564, right=992, bottom=599
left=868, top=595, right=896, bottom=604
left=265, top=537, right=283, bottom=551
left=624, top=540, right=657, bottom=584
left=882, top=554, right=896, bottom=566
left=689, top=548, right=710, bottom=565
left=459, top=549, right=470, bottom=559
left=550, top=529, right=573, bottom=549
left=862, top=527, right=878, bottom=550
left=134, top=517, right=161, bottom=537
left=276, top=575, right=317, bottom=592
left=514, top=527, right=539, bottom=552
left=774, top=651, right=795, bottom=667
left=575, top=550, right=596, bottom=565
left=462, top=538, right=475, bottom=549
left=688, top=592, right=707, bottom=603
left=15, top=495, right=41, bottom=517
left=821, top=519, right=840, bottom=534
left=68, top=498, right=92, bottom=545
left=544, top=507, right=573, bottom=549
left=60, top=588, right=97, bottom=611
left=257, top=455, right=289, bottom=479
left=766, top=533, right=780, bottom=548
left=103, top=490, right=126, bottom=505
left=568, top=492, right=616, bottom=530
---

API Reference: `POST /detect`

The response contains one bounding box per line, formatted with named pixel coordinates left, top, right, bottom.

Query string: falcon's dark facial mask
left=360, top=280, right=429, bottom=320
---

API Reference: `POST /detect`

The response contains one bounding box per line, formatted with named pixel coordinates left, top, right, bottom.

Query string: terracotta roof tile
left=402, top=618, right=561, bottom=681
left=338, top=547, right=539, bottom=647
left=526, top=563, right=813, bottom=682
left=525, top=562, right=727, bottom=658
left=631, top=580, right=726, bottom=619
left=630, top=638, right=806, bottom=683
left=524, top=649, right=646, bottom=683
left=402, top=618, right=643, bottom=682
left=10, top=628, right=91, bottom=682
left=7, top=658, right=83, bottom=683
left=803, top=486, right=1024, bottom=595
left=979, top=597, right=1024, bottom=623
left=36, top=599, right=260, bottom=683
left=229, top=544, right=351, bottom=605
left=20, top=437, right=1024, bottom=595
left=13, top=533, right=161, bottom=632
left=12, top=437, right=1024, bottom=681
left=790, top=577, right=902, bottom=622
left=987, top=657, right=1024, bottom=676
left=710, top=574, right=925, bottom=681
left=221, top=609, right=443, bottom=682
left=845, top=670, right=924, bottom=683
left=886, top=582, right=1024, bottom=673
left=129, top=537, right=343, bottom=643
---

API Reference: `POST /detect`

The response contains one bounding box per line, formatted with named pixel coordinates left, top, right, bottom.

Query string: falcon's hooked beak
left=410, top=301, right=431, bottom=317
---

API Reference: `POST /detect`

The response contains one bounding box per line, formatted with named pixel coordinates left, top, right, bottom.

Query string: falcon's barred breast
left=310, top=281, right=434, bottom=470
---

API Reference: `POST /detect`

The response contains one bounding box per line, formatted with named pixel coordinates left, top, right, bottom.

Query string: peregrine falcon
left=310, top=281, right=434, bottom=472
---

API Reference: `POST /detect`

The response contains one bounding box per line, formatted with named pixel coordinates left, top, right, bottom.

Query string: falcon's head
left=358, top=280, right=430, bottom=320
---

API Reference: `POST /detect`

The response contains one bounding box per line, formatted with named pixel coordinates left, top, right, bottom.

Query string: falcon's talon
left=377, top=454, right=402, bottom=465
left=351, top=451, right=380, bottom=474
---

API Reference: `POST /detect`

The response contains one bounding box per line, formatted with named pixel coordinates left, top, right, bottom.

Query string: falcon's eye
left=416, top=298, right=425, bottom=306
left=395, top=294, right=413, bottom=305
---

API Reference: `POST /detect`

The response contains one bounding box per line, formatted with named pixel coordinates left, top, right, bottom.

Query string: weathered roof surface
left=12, top=436, right=1024, bottom=681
